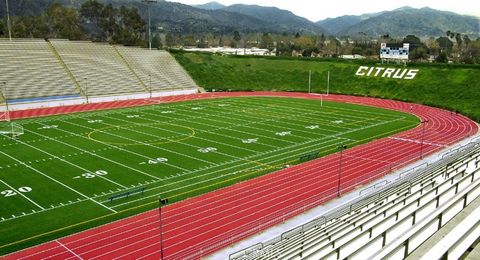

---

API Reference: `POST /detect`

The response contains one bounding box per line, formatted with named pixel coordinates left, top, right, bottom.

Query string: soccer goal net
left=0, top=89, right=23, bottom=138
left=0, top=122, right=24, bottom=138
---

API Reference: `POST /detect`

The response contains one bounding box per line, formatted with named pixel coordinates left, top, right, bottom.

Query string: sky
left=168, top=0, right=480, bottom=21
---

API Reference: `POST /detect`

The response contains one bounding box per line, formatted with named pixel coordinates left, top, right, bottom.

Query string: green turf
left=0, top=96, right=418, bottom=255
left=173, top=51, right=480, bottom=122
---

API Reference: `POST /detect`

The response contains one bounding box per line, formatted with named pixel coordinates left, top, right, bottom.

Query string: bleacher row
left=231, top=139, right=480, bottom=260
left=0, top=39, right=197, bottom=101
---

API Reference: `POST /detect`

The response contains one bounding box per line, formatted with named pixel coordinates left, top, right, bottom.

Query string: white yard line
left=62, top=119, right=214, bottom=168
left=31, top=123, right=164, bottom=180
left=0, top=149, right=116, bottom=213
left=0, top=178, right=45, bottom=210
left=98, top=114, right=265, bottom=161
left=15, top=130, right=128, bottom=189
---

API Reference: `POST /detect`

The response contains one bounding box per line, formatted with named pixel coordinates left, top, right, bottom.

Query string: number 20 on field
left=1, top=187, right=33, bottom=197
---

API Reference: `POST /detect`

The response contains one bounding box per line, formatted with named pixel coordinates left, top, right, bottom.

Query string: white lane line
left=0, top=179, right=45, bottom=210
left=55, top=240, right=84, bottom=260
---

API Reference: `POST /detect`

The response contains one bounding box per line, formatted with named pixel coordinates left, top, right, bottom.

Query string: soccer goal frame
left=0, top=84, right=9, bottom=122
left=0, top=84, right=23, bottom=138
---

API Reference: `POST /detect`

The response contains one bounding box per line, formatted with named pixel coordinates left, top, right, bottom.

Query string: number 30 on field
left=1, top=187, right=33, bottom=197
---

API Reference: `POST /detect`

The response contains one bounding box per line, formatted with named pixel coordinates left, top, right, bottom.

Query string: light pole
left=159, top=197, right=168, bottom=260
left=326, top=71, right=330, bottom=96
left=5, top=0, right=12, bottom=40
left=420, top=120, right=429, bottom=159
left=337, top=144, right=347, bottom=197
left=83, top=77, right=89, bottom=104
left=149, top=74, right=152, bottom=99
left=2, top=82, right=9, bottom=122
left=142, top=0, right=157, bottom=50
left=308, top=70, right=311, bottom=94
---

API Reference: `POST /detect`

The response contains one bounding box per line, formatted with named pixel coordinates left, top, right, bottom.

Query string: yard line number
left=1, top=187, right=32, bottom=197
left=73, top=170, right=108, bottom=179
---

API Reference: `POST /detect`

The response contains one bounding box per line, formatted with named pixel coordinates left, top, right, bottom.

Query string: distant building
left=182, top=47, right=274, bottom=56
left=380, top=43, right=409, bottom=64
left=340, top=54, right=365, bottom=60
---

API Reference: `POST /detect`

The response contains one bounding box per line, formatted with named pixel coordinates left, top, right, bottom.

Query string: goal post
left=0, top=85, right=23, bottom=138
left=0, top=122, right=23, bottom=137
left=0, top=85, right=9, bottom=122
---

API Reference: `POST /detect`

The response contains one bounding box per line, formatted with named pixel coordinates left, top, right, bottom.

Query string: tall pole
left=2, top=82, right=9, bottom=122
left=142, top=0, right=157, bottom=50
left=337, top=144, right=347, bottom=197
left=148, top=3, right=151, bottom=50
left=84, top=77, right=89, bottom=104
left=159, top=197, right=164, bottom=260
left=420, top=120, right=429, bottom=159
left=5, top=0, right=12, bottom=40
left=149, top=74, right=152, bottom=99
left=308, top=70, right=311, bottom=94
left=327, top=71, right=330, bottom=96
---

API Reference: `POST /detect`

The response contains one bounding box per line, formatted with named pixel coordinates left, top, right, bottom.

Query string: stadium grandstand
left=0, top=39, right=197, bottom=109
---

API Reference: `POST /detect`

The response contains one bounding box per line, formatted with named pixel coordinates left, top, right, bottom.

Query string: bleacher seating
left=50, top=40, right=147, bottom=96
left=0, top=39, right=198, bottom=101
left=231, top=140, right=480, bottom=260
left=116, top=46, right=197, bottom=92
left=0, top=39, right=80, bottom=100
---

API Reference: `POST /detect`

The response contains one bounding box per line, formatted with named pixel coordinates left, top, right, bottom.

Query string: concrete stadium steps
left=50, top=40, right=146, bottom=96
left=235, top=142, right=480, bottom=260
left=0, top=39, right=79, bottom=100
left=115, top=46, right=197, bottom=91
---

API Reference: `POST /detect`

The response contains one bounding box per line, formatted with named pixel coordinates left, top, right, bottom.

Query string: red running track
left=4, top=92, right=478, bottom=259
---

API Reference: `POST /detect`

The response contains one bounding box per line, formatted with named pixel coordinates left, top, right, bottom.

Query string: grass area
left=173, top=51, right=480, bottom=122
left=0, top=96, right=418, bottom=255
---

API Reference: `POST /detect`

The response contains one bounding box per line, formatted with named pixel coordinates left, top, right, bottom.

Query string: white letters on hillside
left=355, top=66, right=418, bottom=80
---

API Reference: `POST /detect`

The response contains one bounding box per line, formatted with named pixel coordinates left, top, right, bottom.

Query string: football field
left=0, top=96, right=418, bottom=254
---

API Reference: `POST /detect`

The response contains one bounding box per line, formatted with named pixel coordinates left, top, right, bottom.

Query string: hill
left=0, top=0, right=324, bottom=35
left=316, top=12, right=383, bottom=35
left=222, top=4, right=325, bottom=34
left=337, top=7, right=480, bottom=37
left=172, top=51, right=480, bottom=122
left=194, top=1, right=226, bottom=10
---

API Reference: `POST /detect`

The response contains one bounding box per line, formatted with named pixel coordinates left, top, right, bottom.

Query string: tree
left=44, top=3, right=84, bottom=39
left=165, top=33, right=175, bottom=47
left=455, top=33, right=463, bottom=48
left=0, top=21, right=4, bottom=37
left=436, top=37, right=453, bottom=50
left=402, top=35, right=422, bottom=48
left=80, top=0, right=104, bottom=23
left=233, top=31, right=241, bottom=48
left=99, top=4, right=118, bottom=41
left=435, top=51, right=448, bottom=63
left=113, top=6, right=145, bottom=45
left=260, top=33, right=273, bottom=50
left=463, top=35, right=471, bottom=46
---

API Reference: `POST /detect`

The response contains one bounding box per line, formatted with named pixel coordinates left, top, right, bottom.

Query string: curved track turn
left=4, top=92, right=478, bottom=259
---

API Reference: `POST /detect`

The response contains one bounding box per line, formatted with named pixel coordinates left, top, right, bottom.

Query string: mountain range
left=0, top=0, right=478, bottom=37
left=317, top=6, right=480, bottom=37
